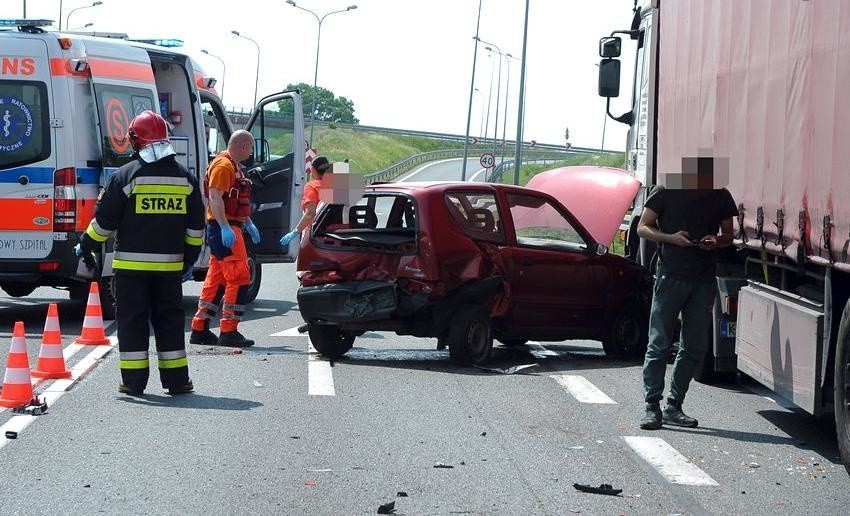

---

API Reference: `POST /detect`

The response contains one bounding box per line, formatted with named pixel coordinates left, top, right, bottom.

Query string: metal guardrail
left=363, top=149, right=466, bottom=184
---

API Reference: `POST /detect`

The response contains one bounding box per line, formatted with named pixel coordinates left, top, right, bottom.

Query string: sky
left=6, top=0, right=637, bottom=150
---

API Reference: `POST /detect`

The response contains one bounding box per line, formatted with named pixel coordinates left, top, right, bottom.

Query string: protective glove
left=279, top=229, right=299, bottom=247
left=74, top=243, right=83, bottom=257
left=245, top=218, right=261, bottom=245
left=220, top=224, right=236, bottom=249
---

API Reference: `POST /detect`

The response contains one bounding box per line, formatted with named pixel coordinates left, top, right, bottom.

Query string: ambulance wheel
left=98, top=276, right=117, bottom=321
left=834, top=299, right=850, bottom=475
left=309, top=325, right=354, bottom=359
left=448, top=304, right=493, bottom=366
left=0, top=282, right=36, bottom=298
left=245, top=250, right=262, bottom=303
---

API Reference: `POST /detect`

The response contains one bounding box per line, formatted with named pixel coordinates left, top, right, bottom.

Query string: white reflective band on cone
left=82, top=316, right=102, bottom=328
left=39, top=344, right=64, bottom=358
left=9, top=337, right=26, bottom=354
left=3, top=368, right=31, bottom=384
left=44, top=318, right=60, bottom=332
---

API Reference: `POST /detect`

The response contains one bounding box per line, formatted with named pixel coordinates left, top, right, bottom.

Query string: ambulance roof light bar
left=130, top=38, right=184, bottom=48
left=0, top=19, right=54, bottom=29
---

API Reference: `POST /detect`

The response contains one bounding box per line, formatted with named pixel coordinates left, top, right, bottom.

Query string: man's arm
left=636, top=207, right=693, bottom=247
left=207, top=187, right=230, bottom=228
left=294, top=202, right=317, bottom=233
left=80, top=173, right=126, bottom=253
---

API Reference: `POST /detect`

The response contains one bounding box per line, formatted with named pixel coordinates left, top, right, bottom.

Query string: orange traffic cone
left=74, top=282, right=110, bottom=345
left=0, top=322, right=35, bottom=408
left=31, top=304, right=72, bottom=379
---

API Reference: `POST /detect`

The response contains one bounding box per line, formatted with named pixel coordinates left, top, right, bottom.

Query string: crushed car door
left=244, top=91, right=305, bottom=261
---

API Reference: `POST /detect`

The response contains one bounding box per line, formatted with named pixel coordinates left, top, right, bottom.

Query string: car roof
left=366, top=181, right=533, bottom=196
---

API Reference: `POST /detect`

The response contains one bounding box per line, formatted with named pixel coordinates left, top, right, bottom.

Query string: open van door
left=244, top=90, right=305, bottom=262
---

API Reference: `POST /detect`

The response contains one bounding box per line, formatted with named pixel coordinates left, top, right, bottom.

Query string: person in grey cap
left=280, top=155, right=332, bottom=247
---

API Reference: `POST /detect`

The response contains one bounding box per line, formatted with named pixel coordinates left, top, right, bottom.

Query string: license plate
left=720, top=320, right=736, bottom=338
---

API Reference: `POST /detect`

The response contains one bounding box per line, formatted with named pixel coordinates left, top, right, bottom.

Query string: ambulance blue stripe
left=0, top=166, right=102, bottom=184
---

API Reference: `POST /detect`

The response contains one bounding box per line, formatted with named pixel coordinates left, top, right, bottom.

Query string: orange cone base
left=31, top=367, right=72, bottom=380
left=0, top=392, right=34, bottom=409
left=73, top=335, right=110, bottom=345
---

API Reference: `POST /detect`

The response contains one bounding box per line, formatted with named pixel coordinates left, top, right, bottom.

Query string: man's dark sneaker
left=640, top=402, right=662, bottom=430
left=166, top=380, right=194, bottom=396
left=189, top=329, right=218, bottom=346
left=662, top=403, right=699, bottom=428
left=218, top=330, right=255, bottom=348
left=118, top=383, right=144, bottom=396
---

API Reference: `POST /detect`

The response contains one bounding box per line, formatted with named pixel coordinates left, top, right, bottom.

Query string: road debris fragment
left=573, top=483, right=622, bottom=496
left=433, top=463, right=454, bottom=469
left=377, top=501, right=396, bottom=514
left=474, top=363, right=538, bottom=375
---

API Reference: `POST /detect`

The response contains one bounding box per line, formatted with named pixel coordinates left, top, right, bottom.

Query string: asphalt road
left=0, top=264, right=848, bottom=515
left=400, top=157, right=492, bottom=183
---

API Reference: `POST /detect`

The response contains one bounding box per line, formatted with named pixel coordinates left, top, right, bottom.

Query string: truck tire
left=1, top=282, right=37, bottom=298
left=99, top=276, right=117, bottom=321
left=834, top=300, right=850, bottom=475
left=602, top=300, right=648, bottom=359
left=448, top=305, right=493, bottom=366
left=309, top=325, right=354, bottom=360
left=245, top=248, right=261, bottom=303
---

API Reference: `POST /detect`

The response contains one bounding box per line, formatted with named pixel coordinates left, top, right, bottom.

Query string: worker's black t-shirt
left=645, top=186, right=738, bottom=283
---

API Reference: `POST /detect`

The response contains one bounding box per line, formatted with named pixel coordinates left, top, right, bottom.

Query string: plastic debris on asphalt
left=433, top=463, right=454, bottom=469
left=377, top=501, right=396, bottom=514
left=573, top=483, right=623, bottom=496
left=473, top=363, right=539, bottom=374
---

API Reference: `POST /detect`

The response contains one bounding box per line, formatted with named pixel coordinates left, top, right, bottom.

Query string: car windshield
left=507, top=193, right=586, bottom=250
left=312, top=193, right=417, bottom=254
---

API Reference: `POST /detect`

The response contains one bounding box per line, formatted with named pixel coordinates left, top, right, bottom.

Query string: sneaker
left=189, top=329, right=218, bottom=346
left=166, top=380, right=194, bottom=395
left=118, top=383, right=144, bottom=396
left=640, top=402, right=662, bottom=430
left=662, top=403, right=699, bottom=428
left=218, top=330, right=255, bottom=348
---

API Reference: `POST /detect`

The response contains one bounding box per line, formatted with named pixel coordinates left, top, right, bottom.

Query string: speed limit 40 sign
left=480, top=152, right=495, bottom=168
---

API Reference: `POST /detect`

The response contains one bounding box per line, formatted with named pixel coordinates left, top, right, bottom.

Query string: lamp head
left=202, top=49, right=210, bottom=54
left=92, top=1, right=103, bottom=5
left=347, top=5, right=357, bottom=9
left=286, top=0, right=296, bottom=5
left=231, top=30, right=240, bottom=36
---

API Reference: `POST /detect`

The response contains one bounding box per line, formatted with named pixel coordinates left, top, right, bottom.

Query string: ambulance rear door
left=0, top=36, right=56, bottom=261
left=244, top=91, right=305, bottom=262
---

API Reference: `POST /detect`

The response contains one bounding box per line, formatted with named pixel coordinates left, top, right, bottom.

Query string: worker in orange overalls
left=280, top=155, right=333, bottom=247
left=190, top=130, right=260, bottom=348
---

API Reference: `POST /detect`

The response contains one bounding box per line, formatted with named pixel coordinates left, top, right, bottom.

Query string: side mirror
left=595, top=243, right=609, bottom=256
left=599, top=36, right=622, bottom=58
left=598, top=59, right=621, bottom=98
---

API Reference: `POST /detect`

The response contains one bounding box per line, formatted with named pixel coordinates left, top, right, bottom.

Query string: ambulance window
left=201, top=100, right=228, bottom=156
left=249, top=96, right=296, bottom=164
left=92, top=84, right=156, bottom=169
left=0, top=81, right=50, bottom=171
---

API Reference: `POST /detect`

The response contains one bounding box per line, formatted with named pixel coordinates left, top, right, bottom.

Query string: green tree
left=279, top=83, right=359, bottom=124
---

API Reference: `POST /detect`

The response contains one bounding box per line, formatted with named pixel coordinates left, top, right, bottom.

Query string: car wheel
left=245, top=249, right=262, bottom=303
left=499, top=339, right=528, bottom=347
left=309, top=325, right=354, bottom=360
left=834, top=300, right=850, bottom=475
left=99, top=276, right=117, bottom=321
left=0, top=282, right=37, bottom=298
left=448, top=305, right=493, bottom=366
left=602, top=300, right=648, bottom=359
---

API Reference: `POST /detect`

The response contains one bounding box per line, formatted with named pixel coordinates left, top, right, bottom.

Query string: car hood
left=525, top=166, right=640, bottom=245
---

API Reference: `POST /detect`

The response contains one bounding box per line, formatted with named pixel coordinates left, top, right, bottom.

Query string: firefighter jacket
left=80, top=155, right=205, bottom=275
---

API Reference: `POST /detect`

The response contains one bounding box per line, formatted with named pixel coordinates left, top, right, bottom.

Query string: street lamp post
left=62, top=1, right=103, bottom=31
left=483, top=53, right=494, bottom=150
left=202, top=49, right=227, bottom=104
left=461, top=0, right=483, bottom=181
left=286, top=0, right=358, bottom=148
left=480, top=41, right=506, bottom=164
left=231, top=31, right=260, bottom=107
left=500, top=53, right=515, bottom=162
left=513, top=0, right=530, bottom=186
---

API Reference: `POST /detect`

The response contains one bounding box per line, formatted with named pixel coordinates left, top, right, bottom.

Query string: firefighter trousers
left=115, top=274, right=190, bottom=391
left=192, top=224, right=250, bottom=334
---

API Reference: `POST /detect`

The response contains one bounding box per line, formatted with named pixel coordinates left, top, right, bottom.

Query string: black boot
left=118, top=383, right=145, bottom=396
left=640, top=402, right=662, bottom=430
left=166, top=380, right=194, bottom=395
left=189, top=328, right=218, bottom=345
left=218, top=330, right=255, bottom=348
left=662, top=401, right=699, bottom=428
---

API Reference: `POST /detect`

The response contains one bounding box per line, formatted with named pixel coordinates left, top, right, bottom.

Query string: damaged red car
left=296, top=166, right=652, bottom=365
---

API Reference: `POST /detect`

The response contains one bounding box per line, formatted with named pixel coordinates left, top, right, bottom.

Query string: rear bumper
left=0, top=238, right=92, bottom=287
left=298, top=281, right=400, bottom=323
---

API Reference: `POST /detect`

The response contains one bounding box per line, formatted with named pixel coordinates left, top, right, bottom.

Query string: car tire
left=448, top=305, right=493, bottom=366
left=1, top=282, right=37, bottom=298
left=245, top=248, right=262, bottom=303
left=834, top=300, right=850, bottom=475
left=99, top=276, right=117, bottom=321
left=309, top=325, right=354, bottom=360
left=69, top=282, right=88, bottom=302
left=602, top=300, right=648, bottom=359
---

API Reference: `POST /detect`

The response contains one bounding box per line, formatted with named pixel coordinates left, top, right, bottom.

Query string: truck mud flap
left=298, top=281, right=397, bottom=323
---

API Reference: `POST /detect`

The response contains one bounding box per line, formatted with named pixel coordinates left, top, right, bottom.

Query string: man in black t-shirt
left=636, top=185, right=738, bottom=430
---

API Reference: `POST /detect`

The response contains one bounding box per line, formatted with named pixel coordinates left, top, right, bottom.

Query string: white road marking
left=469, top=167, right=488, bottom=182
left=398, top=158, right=476, bottom=182
left=528, top=341, right=559, bottom=358
left=622, top=436, right=719, bottom=486
left=307, top=338, right=335, bottom=396
left=0, top=339, right=115, bottom=450
left=551, top=374, right=616, bottom=404
left=0, top=342, right=87, bottom=414
left=271, top=326, right=306, bottom=337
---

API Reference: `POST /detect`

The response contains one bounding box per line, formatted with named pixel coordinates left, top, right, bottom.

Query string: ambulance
left=0, top=19, right=306, bottom=317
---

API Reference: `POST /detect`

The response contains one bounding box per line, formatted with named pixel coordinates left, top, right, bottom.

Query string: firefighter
left=77, top=110, right=204, bottom=396
left=189, top=130, right=261, bottom=348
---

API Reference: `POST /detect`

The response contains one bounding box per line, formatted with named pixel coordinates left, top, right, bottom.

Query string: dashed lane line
left=551, top=374, right=617, bottom=404
left=622, top=436, right=719, bottom=486
left=0, top=338, right=115, bottom=450
left=307, top=338, right=335, bottom=396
